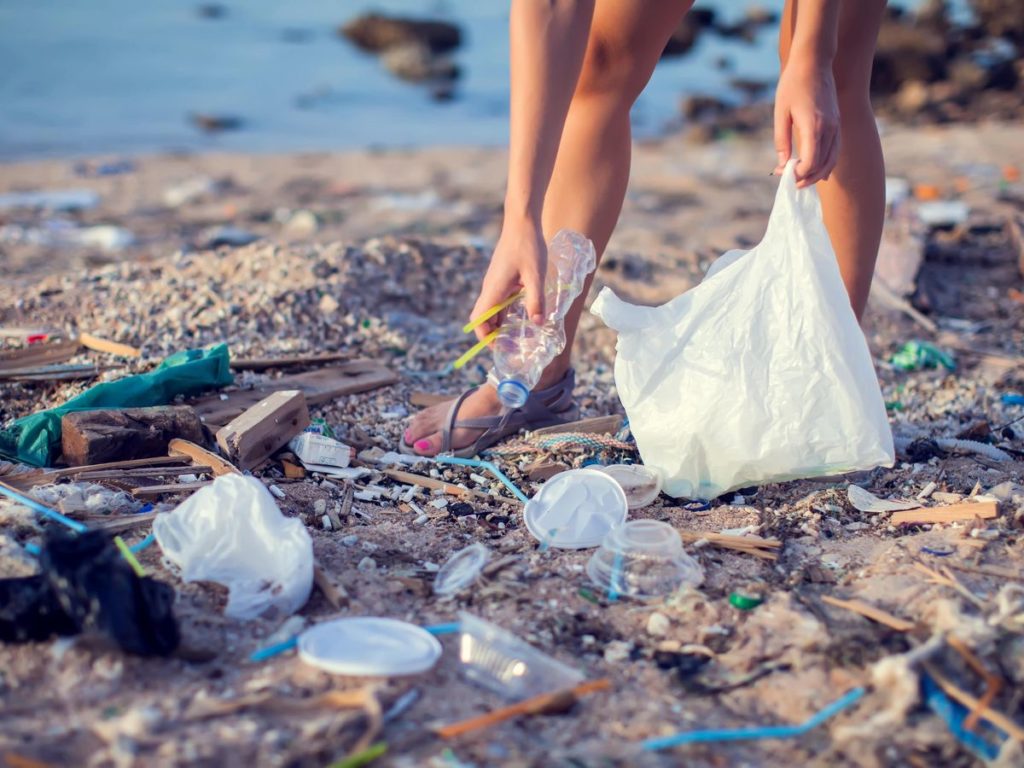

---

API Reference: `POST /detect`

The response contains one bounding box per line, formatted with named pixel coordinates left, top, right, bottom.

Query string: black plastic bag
left=0, top=531, right=179, bottom=656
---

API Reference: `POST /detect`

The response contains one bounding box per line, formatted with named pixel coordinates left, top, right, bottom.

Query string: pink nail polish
left=414, top=439, right=432, bottom=451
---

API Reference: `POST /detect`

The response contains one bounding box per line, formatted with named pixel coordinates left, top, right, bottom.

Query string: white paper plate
left=298, top=617, right=442, bottom=676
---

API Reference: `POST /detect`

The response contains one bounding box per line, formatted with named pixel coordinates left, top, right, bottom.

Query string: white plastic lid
left=298, top=617, right=442, bottom=676
left=434, top=542, right=491, bottom=596
left=594, top=464, right=662, bottom=509
left=523, top=468, right=628, bottom=549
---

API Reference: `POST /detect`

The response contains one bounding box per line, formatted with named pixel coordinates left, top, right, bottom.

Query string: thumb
left=774, top=106, right=792, bottom=174
left=522, top=266, right=546, bottom=325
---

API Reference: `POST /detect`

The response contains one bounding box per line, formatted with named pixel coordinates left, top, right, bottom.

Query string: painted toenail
left=403, top=429, right=412, bottom=443
left=414, top=439, right=432, bottom=451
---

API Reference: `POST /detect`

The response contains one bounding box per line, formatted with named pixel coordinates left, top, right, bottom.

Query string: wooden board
left=79, top=332, right=141, bottom=358
left=168, top=439, right=241, bottom=477
left=532, top=415, right=623, bottom=437
left=231, top=353, right=350, bottom=371
left=190, top=361, right=398, bottom=426
left=890, top=500, right=998, bottom=526
left=215, top=390, right=310, bottom=470
left=0, top=339, right=80, bottom=370
left=61, top=406, right=204, bottom=466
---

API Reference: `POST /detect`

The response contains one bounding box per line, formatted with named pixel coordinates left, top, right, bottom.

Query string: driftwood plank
left=215, top=390, right=310, bottom=470
left=190, top=361, right=397, bottom=426
left=61, top=406, right=204, bottom=466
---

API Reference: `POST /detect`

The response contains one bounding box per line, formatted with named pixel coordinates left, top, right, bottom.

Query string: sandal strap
left=440, top=386, right=480, bottom=454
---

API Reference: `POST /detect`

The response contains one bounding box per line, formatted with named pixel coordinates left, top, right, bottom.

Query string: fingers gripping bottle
left=491, top=229, right=597, bottom=408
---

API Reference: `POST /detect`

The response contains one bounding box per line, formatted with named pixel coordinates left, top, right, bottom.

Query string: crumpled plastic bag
left=591, top=160, right=894, bottom=499
left=153, top=474, right=313, bottom=620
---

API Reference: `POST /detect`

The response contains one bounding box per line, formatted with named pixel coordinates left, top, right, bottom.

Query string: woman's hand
left=469, top=217, right=548, bottom=341
left=773, top=57, right=840, bottom=188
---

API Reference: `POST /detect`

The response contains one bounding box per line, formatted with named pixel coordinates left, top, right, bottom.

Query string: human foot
left=403, top=384, right=504, bottom=457
left=402, top=369, right=579, bottom=458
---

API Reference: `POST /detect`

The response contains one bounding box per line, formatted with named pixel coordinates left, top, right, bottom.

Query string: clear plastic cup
left=434, top=543, right=491, bottom=597
left=586, top=519, right=703, bottom=599
left=457, top=612, right=584, bottom=700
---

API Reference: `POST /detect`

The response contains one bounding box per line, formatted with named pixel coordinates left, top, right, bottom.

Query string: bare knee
left=574, top=35, right=648, bottom=106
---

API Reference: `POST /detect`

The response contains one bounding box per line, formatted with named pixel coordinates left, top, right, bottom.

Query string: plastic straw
left=249, top=636, right=298, bottom=662
left=424, top=622, right=461, bottom=636
left=453, top=329, right=499, bottom=371
left=434, top=455, right=529, bottom=503
left=641, top=687, right=866, bottom=751
left=113, top=536, right=147, bottom=577
left=462, top=291, right=524, bottom=335
left=131, top=533, right=156, bottom=553
left=0, top=481, right=88, bottom=533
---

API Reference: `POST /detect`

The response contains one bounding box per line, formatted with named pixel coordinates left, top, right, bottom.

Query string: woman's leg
left=780, top=0, right=888, bottom=320
left=406, top=0, right=692, bottom=455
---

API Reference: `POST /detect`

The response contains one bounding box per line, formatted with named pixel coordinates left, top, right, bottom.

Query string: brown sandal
left=400, top=369, right=579, bottom=458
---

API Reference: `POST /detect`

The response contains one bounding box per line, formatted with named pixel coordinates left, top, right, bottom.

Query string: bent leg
left=406, top=0, right=691, bottom=455
left=780, top=0, right=887, bottom=320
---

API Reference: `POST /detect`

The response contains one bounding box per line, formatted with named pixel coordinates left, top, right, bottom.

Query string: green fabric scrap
left=0, top=344, right=232, bottom=467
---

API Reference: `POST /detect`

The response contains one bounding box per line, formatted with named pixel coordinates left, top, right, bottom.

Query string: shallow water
left=0, top=0, right=947, bottom=160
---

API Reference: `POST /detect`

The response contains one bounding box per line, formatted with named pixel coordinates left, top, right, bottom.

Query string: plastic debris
left=917, top=200, right=969, bottom=228
left=594, top=464, right=662, bottom=509
left=433, top=543, right=490, bottom=597
left=154, top=474, right=313, bottom=620
left=641, top=687, right=865, bottom=751
left=921, top=674, right=1002, bottom=761
left=434, top=455, right=528, bottom=503
left=591, top=161, right=894, bottom=499
left=457, top=612, right=584, bottom=700
left=0, top=530, right=179, bottom=655
left=523, top=469, right=628, bottom=549
left=728, top=592, right=764, bottom=611
left=0, top=344, right=232, bottom=467
left=587, top=520, right=704, bottom=599
left=298, top=617, right=442, bottom=676
left=890, top=341, right=956, bottom=372
left=847, top=485, right=921, bottom=514
left=0, top=189, right=99, bottom=212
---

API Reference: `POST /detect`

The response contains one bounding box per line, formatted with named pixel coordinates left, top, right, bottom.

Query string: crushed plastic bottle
left=490, top=229, right=596, bottom=408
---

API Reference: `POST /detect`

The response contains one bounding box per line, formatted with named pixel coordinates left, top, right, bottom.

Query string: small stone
left=647, top=612, right=671, bottom=636
left=321, top=514, right=332, bottom=530
left=357, top=556, right=377, bottom=573
left=313, top=499, right=327, bottom=515
left=414, top=514, right=429, bottom=525
left=604, top=640, right=633, bottom=664
left=283, top=209, right=319, bottom=237
left=342, top=535, right=359, bottom=546
left=319, top=294, right=340, bottom=314
left=268, top=485, right=285, bottom=500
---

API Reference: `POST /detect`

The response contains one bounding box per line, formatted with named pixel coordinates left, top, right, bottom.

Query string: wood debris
left=215, top=390, right=310, bottom=470
left=61, top=405, right=204, bottom=466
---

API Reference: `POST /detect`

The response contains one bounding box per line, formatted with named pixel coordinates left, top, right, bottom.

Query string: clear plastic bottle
left=491, top=229, right=597, bottom=408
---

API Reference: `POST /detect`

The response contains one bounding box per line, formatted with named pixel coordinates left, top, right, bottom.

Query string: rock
left=319, top=293, right=340, bottom=314
left=647, top=612, right=671, bottom=636
left=662, top=9, right=715, bottom=57
left=189, top=113, right=244, bottom=133
left=872, top=14, right=949, bottom=96
left=197, top=226, right=261, bottom=249
left=969, top=0, right=1024, bottom=45
left=894, top=80, right=932, bottom=114
left=283, top=209, right=319, bottom=238
left=357, top=556, right=377, bottom=573
left=381, top=42, right=460, bottom=83
left=340, top=13, right=462, bottom=54
left=603, top=640, right=633, bottom=663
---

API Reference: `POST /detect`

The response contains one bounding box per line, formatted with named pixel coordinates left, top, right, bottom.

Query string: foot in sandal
left=401, top=368, right=578, bottom=458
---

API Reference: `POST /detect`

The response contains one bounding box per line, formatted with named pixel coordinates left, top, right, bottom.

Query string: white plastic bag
left=591, top=161, right=894, bottom=499
left=153, top=474, right=314, bottom=620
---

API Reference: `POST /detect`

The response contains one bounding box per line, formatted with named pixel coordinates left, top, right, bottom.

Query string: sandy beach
left=1, top=114, right=1023, bottom=767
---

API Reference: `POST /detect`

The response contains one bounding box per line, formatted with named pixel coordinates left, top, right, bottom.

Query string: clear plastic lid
left=523, top=468, right=629, bottom=549
left=298, top=617, right=442, bottom=676
left=594, top=464, right=663, bottom=509
left=586, top=519, right=704, bottom=599
left=434, top=542, right=491, bottom=597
